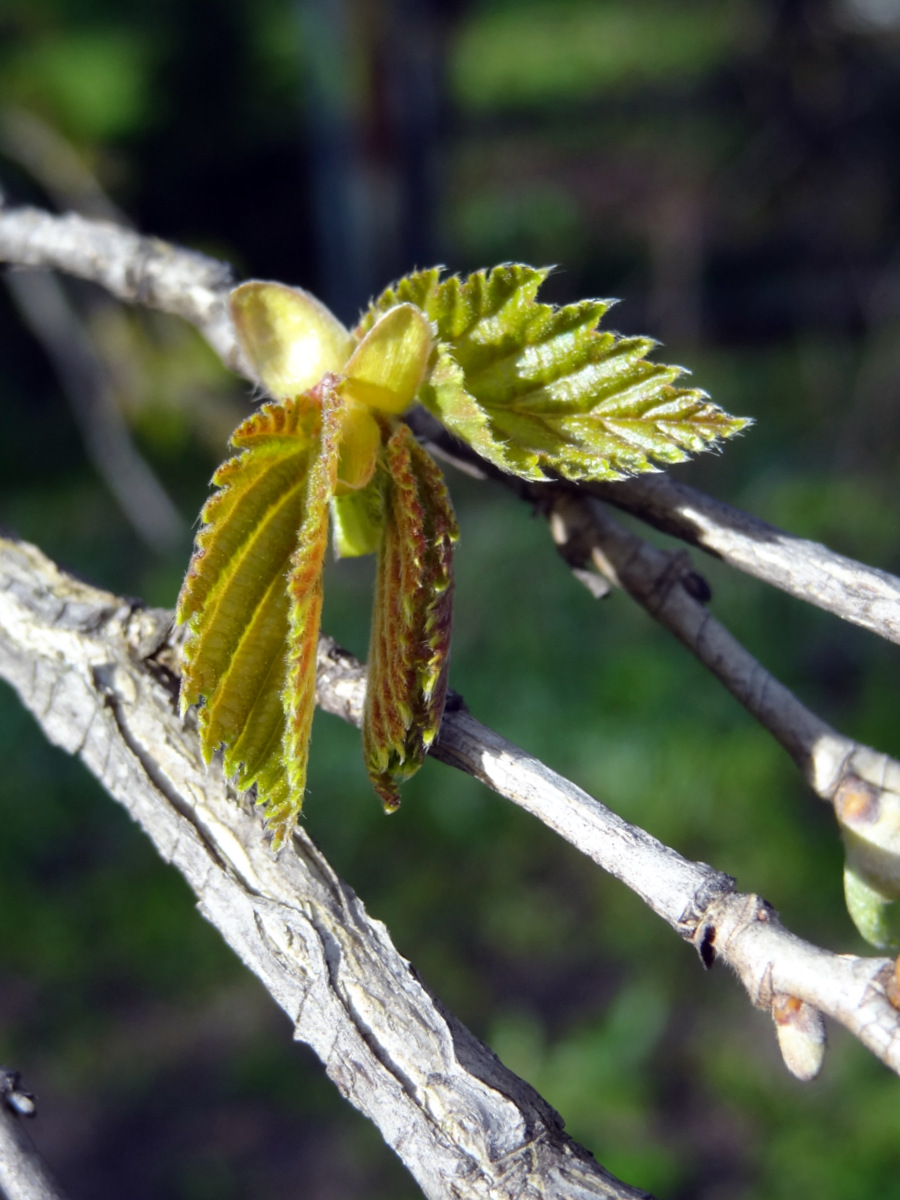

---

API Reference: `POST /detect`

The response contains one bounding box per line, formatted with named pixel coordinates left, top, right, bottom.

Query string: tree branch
left=543, top=492, right=900, bottom=874
left=0, top=205, right=242, bottom=374
left=2, top=202, right=899, bottom=1112
left=4, top=533, right=898, bottom=1100
left=0, top=1070, right=68, bottom=1200
left=590, top=472, right=900, bottom=648
left=313, top=636, right=900, bottom=1082
left=4, top=203, right=900, bottom=642
left=0, top=534, right=645, bottom=1200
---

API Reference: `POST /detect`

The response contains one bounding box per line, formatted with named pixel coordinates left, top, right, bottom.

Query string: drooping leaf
left=275, top=381, right=345, bottom=845
left=363, top=423, right=458, bottom=810
left=365, top=264, right=750, bottom=481
left=176, top=395, right=319, bottom=802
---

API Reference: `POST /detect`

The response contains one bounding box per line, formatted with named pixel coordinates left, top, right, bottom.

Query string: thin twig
left=590, top=472, right=900, bottom=647
left=544, top=492, right=900, bottom=864
left=4, top=203, right=900, bottom=643
left=0, top=205, right=242, bottom=373
left=313, top=637, right=900, bottom=1080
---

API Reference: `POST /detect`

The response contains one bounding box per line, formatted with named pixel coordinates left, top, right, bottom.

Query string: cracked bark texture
left=0, top=534, right=646, bottom=1200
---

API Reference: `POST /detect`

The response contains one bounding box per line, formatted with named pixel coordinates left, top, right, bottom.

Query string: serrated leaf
left=363, top=424, right=458, bottom=810
left=367, top=263, right=750, bottom=482
left=275, top=382, right=345, bottom=845
left=355, top=268, right=442, bottom=336
left=176, top=394, right=319, bottom=802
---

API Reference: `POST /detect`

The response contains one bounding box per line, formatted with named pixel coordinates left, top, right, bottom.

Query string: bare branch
left=0, top=535, right=645, bottom=1200
left=0, top=1071, right=69, bottom=1200
left=3, top=534, right=898, bottom=1090
left=313, top=636, right=900, bottom=1081
left=590, top=473, right=900, bottom=647
left=5, top=202, right=900, bottom=643
left=0, top=205, right=243, bottom=374
left=545, top=493, right=900, bottom=856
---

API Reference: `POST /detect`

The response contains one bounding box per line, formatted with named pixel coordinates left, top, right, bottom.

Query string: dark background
left=2, top=1, right=900, bottom=1197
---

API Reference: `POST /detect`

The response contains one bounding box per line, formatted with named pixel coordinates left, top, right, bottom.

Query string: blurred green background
left=2, top=0, right=900, bottom=1197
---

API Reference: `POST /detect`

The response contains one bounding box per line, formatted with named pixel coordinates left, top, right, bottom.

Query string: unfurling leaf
left=231, top=281, right=354, bottom=397
left=180, top=280, right=440, bottom=843
left=176, top=393, right=320, bottom=814
left=278, top=383, right=344, bottom=845
left=363, top=424, right=458, bottom=811
left=180, top=264, right=750, bottom=847
left=365, top=264, right=750, bottom=481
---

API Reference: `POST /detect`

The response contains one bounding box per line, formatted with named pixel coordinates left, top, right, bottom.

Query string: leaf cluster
left=177, top=264, right=749, bottom=845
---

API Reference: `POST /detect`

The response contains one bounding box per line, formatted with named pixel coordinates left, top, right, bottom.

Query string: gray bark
left=0, top=534, right=646, bottom=1200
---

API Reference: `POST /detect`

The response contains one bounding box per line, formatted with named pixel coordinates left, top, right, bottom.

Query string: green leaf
left=367, top=264, right=750, bottom=482
left=363, top=424, right=459, bottom=810
left=844, top=865, right=900, bottom=950
left=176, top=394, right=319, bottom=808
left=277, top=382, right=344, bottom=845
left=176, top=384, right=346, bottom=849
left=331, top=472, right=384, bottom=559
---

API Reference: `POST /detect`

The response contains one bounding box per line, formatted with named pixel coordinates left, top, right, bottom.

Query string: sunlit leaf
left=231, top=280, right=353, bottom=398
left=363, top=424, right=458, bottom=810
left=276, top=382, right=345, bottom=845
left=176, top=394, right=319, bottom=805
left=182, top=261, right=752, bottom=845
left=366, top=264, right=750, bottom=481
left=343, top=303, right=433, bottom=414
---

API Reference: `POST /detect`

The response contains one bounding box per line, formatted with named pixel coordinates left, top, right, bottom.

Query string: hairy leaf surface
left=363, top=424, right=458, bottom=810
left=366, top=264, right=750, bottom=481
left=231, top=280, right=353, bottom=397
left=176, top=388, right=343, bottom=847
left=177, top=396, right=318, bottom=757
left=276, top=383, right=344, bottom=844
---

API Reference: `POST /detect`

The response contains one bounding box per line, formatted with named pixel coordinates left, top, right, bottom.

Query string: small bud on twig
left=772, top=995, right=826, bottom=1081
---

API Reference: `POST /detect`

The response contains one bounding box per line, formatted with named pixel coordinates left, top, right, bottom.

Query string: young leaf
left=331, top=473, right=384, bottom=559
left=176, top=394, right=319, bottom=809
left=363, top=423, right=458, bottom=810
left=366, top=264, right=750, bottom=482
left=231, top=281, right=353, bottom=397
left=342, top=303, right=433, bottom=414
left=276, top=382, right=345, bottom=845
